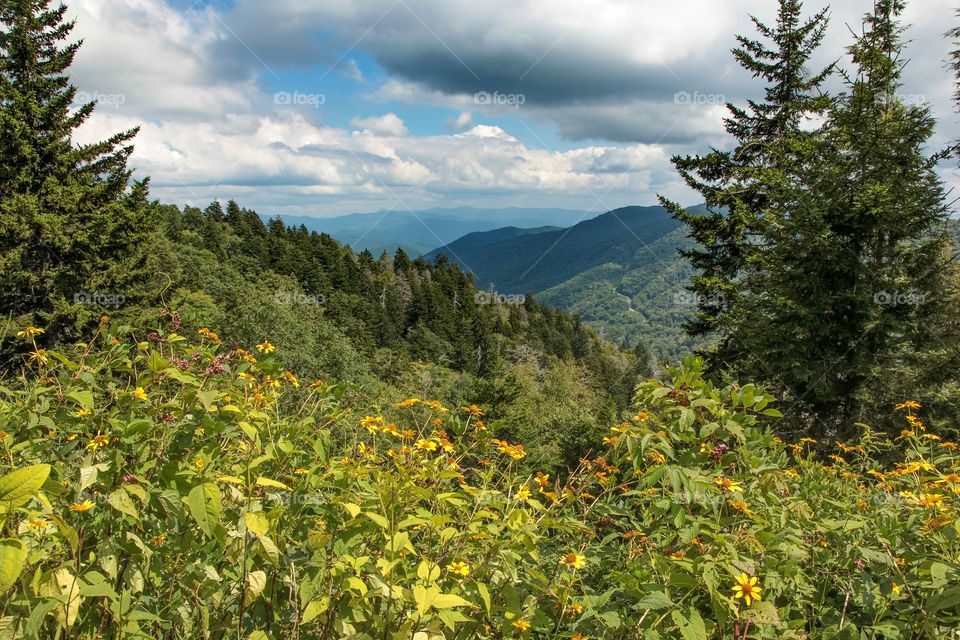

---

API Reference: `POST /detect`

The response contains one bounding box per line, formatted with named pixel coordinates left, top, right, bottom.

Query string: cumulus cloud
left=63, top=0, right=960, bottom=215
left=350, top=113, right=409, bottom=136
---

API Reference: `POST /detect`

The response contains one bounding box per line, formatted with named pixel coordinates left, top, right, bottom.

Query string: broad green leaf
left=244, top=511, right=269, bottom=537
left=302, top=597, right=329, bottom=624
left=636, top=591, right=673, bottom=610
left=187, top=483, right=221, bottom=538
left=0, top=465, right=50, bottom=507
left=243, top=571, right=267, bottom=607
left=432, top=593, right=472, bottom=609
left=0, top=540, right=27, bottom=592
left=364, top=512, right=389, bottom=529
left=255, top=477, right=290, bottom=491
left=67, top=390, right=94, bottom=411
left=107, top=488, right=139, bottom=518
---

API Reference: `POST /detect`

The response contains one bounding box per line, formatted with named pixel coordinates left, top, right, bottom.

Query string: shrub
left=0, top=325, right=956, bottom=638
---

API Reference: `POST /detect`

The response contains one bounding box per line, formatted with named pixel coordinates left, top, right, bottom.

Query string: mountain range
left=267, top=206, right=592, bottom=257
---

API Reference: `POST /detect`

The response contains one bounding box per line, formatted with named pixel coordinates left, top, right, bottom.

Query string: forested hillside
left=428, top=206, right=702, bottom=357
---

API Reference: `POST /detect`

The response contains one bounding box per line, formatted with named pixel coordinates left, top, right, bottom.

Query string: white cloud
left=350, top=113, right=409, bottom=136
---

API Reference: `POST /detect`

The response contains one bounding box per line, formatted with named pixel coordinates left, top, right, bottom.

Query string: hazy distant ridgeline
left=265, top=206, right=592, bottom=257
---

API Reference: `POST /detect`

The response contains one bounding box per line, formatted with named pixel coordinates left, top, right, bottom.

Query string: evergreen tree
left=659, top=0, right=831, bottom=363
left=0, top=0, right=147, bottom=339
left=734, top=0, right=957, bottom=434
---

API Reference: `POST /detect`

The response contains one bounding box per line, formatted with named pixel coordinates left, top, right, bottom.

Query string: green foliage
left=0, top=327, right=957, bottom=638
left=0, top=0, right=148, bottom=348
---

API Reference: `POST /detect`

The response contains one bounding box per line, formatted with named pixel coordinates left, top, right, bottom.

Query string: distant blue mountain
left=263, top=206, right=593, bottom=256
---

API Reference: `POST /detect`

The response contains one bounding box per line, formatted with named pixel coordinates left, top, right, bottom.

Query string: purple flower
left=123, top=474, right=137, bottom=483
left=147, top=331, right=161, bottom=341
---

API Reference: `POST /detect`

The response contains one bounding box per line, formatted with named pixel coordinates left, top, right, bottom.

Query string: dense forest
left=1, top=0, right=959, bottom=638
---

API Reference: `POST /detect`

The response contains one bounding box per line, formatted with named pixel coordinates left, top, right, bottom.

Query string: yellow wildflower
left=69, top=501, right=95, bottom=513
left=732, top=572, right=762, bottom=606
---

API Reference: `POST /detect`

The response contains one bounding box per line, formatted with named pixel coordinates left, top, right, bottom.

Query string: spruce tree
left=735, top=0, right=957, bottom=434
left=659, top=0, right=831, bottom=364
left=0, top=0, right=147, bottom=339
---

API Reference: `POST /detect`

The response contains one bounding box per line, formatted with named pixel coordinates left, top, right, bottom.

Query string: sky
left=66, top=0, right=960, bottom=218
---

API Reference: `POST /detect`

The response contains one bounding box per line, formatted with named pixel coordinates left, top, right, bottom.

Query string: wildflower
left=396, top=398, right=420, bottom=408
left=462, top=404, right=484, bottom=417
left=895, top=400, right=921, bottom=410
left=560, top=552, right=586, bottom=570
left=512, top=619, right=531, bottom=632
left=731, top=573, right=762, bottom=606
left=516, top=484, right=531, bottom=502
left=602, top=436, right=619, bottom=446
left=646, top=451, right=666, bottom=465
left=194, top=458, right=205, bottom=469
left=891, top=582, right=902, bottom=596
left=715, top=476, right=743, bottom=492
left=309, top=379, right=324, bottom=389
left=29, top=518, right=47, bottom=530
left=86, top=433, right=109, bottom=451
left=255, top=340, right=275, bottom=353
left=0, top=431, right=9, bottom=439
left=571, top=634, right=587, bottom=640
left=799, top=437, right=817, bottom=444
left=69, top=501, right=95, bottom=513
left=132, top=387, right=148, bottom=401
left=447, top=561, right=470, bottom=577
left=565, top=603, right=584, bottom=616
left=727, top=499, right=755, bottom=516
left=148, top=534, right=166, bottom=546
left=634, top=411, right=649, bottom=421
left=282, top=371, right=299, bottom=387
left=16, top=325, right=44, bottom=338
left=422, top=400, right=448, bottom=413
left=74, top=408, right=92, bottom=418
left=415, top=439, right=438, bottom=452
left=28, top=349, right=47, bottom=365
left=360, top=415, right=384, bottom=434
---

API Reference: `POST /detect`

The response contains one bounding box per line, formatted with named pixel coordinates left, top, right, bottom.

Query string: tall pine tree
left=660, top=0, right=831, bottom=366
left=723, top=0, right=957, bottom=434
left=0, top=0, right=148, bottom=343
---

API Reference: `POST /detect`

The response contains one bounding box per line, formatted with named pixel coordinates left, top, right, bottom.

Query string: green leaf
left=187, top=483, right=221, bottom=538
left=364, top=512, right=389, bottom=529
left=432, top=593, right=472, bottom=609
left=0, top=465, right=50, bottom=507
left=107, top=488, right=139, bottom=519
left=0, top=540, right=27, bottom=592
left=302, top=598, right=329, bottom=624
left=244, top=511, right=269, bottom=537
left=476, top=582, right=491, bottom=616
left=671, top=608, right=706, bottom=640
left=243, top=571, right=267, bottom=607
left=636, top=591, right=673, bottom=610
left=67, top=389, right=94, bottom=411
left=255, top=477, right=291, bottom=491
